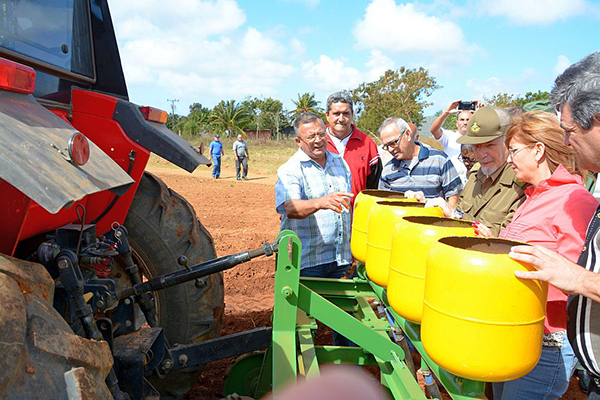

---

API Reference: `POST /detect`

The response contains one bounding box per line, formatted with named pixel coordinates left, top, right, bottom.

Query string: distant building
left=243, top=129, right=272, bottom=140
left=281, top=125, right=295, bottom=139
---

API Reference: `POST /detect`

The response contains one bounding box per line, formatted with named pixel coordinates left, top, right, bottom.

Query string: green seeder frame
left=240, top=231, right=489, bottom=399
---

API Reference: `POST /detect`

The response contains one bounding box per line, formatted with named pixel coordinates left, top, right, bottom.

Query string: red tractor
left=0, top=1, right=242, bottom=398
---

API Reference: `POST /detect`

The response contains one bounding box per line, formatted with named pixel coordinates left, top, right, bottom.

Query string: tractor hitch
left=118, top=241, right=278, bottom=300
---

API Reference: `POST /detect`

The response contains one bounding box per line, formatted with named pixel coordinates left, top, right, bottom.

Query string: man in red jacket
left=325, top=91, right=382, bottom=200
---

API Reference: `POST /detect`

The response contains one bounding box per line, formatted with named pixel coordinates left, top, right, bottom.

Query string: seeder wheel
left=223, top=352, right=269, bottom=398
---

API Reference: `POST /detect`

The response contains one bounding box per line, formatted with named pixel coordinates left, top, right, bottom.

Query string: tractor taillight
left=69, top=132, right=90, bottom=166
left=0, top=57, right=35, bottom=94
left=140, top=106, right=168, bottom=124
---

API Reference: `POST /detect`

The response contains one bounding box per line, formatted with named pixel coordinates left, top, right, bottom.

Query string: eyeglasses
left=382, top=129, right=408, bottom=151
left=300, top=131, right=327, bottom=143
left=507, top=144, right=535, bottom=158
left=458, top=154, right=476, bottom=164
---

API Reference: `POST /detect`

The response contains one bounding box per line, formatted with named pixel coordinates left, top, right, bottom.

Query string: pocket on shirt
left=460, top=198, right=474, bottom=214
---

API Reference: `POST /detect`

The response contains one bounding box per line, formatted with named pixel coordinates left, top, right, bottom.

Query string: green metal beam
left=313, top=346, right=378, bottom=365
left=355, top=296, right=392, bottom=332
left=316, top=296, right=360, bottom=312
left=365, top=268, right=487, bottom=400
left=297, top=283, right=404, bottom=363
left=297, top=310, right=320, bottom=378
left=379, top=353, right=429, bottom=400
left=300, top=276, right=374, bottom=297
left=272, top=231, right=302, bottom=394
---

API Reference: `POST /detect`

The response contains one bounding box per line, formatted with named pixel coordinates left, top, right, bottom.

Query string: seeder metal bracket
left=270, top=230, right=487, bottom=399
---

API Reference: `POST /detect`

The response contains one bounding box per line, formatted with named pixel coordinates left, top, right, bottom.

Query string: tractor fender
left=0, top=90, right=134, bottom=214
left=113, top=99, right=211, bottom=173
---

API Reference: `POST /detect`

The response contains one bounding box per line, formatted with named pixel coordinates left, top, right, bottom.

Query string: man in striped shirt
left=275, top=112, right=354, bottom=278
left=378, top=117, right=462, bottom=208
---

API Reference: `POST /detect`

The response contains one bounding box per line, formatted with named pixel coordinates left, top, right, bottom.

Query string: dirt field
left=148, top=164, right=586, bottom=400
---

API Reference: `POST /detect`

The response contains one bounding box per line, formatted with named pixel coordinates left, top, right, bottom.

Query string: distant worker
left=378, top=117, right=462, bottom=207
left=430, top=100, right=482, bottom=184
left=275, top=112, right=353, bottom=278
left=233, top=134, right=250, bottom=181
left=424, top=107, right=528, bottom=236
left=209, top=133, right=224, bottom=179
left=325, top=91, right=382, bottom=200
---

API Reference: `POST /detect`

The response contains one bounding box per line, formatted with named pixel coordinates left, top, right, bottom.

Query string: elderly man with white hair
left=378, top=117, right=462, bottom=207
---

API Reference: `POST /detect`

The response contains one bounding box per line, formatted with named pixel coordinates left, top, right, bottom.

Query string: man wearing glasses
left=275, top=112, right=354, bottom=279
left=378, top=117, right=462, bottom=208
left=427, top=106, right=528, bottom=236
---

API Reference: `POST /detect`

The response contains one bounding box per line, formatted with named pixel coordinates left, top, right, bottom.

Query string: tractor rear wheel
left=123, top=172, right=224, bottom=396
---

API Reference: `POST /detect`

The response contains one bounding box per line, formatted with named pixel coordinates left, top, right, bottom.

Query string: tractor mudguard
left=113, top=99, right=211, bottom=173
left=0, top=90, right=134, bottom=215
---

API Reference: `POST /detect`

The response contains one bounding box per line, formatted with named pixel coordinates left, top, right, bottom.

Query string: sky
left=109, top=0, right=600, bottom=118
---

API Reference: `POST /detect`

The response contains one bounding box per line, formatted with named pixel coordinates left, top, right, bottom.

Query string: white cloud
left=554, top=55, right=571, bottom=76
left=110, top=0, right=297, bottom=104
left=112, top=0, right=246, bottom=37
left=302, top=56, right=363, bottom=92
left=354, top=0, right=469, bottom=55
left=282, top=0, right=320, bottom=8
left=290, top=38, right=307, bottom=58
left=241, top=28, right=287, bottom=60
left=479, top=0, right=587, bottom=25
left=466, top=77, right=504, bottom=100
left=301, top=51, right=396, bottom=92
left=365, top=50, right=395, bottom=81
left=465, top=66, right=541, bottom=100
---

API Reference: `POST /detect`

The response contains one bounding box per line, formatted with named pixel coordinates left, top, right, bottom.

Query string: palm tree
left=291, top=92, right=322, bottom=117
left=209, top=100, right=252, bottom=137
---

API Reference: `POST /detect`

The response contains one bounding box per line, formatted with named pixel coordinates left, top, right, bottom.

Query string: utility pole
left=256, top=112, right=260, bottom=139
left=167, top=99, right=179, bottom=131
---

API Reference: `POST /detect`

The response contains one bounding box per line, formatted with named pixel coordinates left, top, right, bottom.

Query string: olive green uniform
left=457, top=163, right=528, bottom=236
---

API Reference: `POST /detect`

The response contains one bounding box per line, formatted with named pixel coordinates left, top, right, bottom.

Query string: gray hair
left=504, top=106, right=525, bottom=119
left=551, top=51, right=600, bottom=130
left=292, top=112, right=324, bottom=136
left=377, top=117, right=412, bottom=138
left=326, top=91, right=354, bottom=114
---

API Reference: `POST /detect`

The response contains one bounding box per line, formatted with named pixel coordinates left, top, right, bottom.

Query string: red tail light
left=140, top=106, right=168, bottom=124
left=69, top=132, right=90, bottom=166
left=0, top=57, right=35, bottom=94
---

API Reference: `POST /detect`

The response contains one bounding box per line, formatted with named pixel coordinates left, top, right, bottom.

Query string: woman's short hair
left=505, top=111, right=581, bottom=177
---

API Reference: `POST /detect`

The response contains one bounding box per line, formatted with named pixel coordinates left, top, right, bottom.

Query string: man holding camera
left=430, top=100, right=481, bottom=184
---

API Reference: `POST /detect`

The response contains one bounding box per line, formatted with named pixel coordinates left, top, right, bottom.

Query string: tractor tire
left=0, top=254, right=113, bottom=399
left=123, top=171, right=224, bottom=397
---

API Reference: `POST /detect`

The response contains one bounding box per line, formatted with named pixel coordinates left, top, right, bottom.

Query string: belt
left=542, top=330, right=566, bottom=348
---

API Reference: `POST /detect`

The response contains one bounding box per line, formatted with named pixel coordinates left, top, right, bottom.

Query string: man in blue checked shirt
left=275, top=112, right=354, bottom=279
left=378, top=117, right=462, bottom=208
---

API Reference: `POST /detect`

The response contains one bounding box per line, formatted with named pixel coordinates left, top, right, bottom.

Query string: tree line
left=168, top=67, right=549, bottom=140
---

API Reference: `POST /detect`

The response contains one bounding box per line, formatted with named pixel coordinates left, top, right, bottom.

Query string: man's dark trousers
left=236, top=156, right=248, bottom=180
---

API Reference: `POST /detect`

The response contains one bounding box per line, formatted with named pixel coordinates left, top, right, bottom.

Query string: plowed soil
left=148, top=165, right=586, bottom=400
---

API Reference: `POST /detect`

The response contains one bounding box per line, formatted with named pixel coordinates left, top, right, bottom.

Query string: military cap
left=457, top=106, right=511, bottom=145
